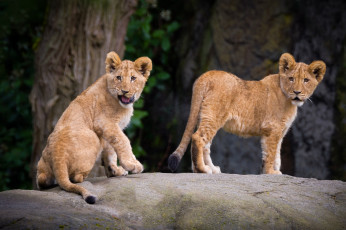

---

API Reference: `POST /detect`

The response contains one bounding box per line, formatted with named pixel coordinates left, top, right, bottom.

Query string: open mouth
left=118, top=95, right=135, bottom=105
left=292, top=97, right=302, bottom=102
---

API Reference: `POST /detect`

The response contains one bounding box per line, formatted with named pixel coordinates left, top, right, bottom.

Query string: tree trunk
left=29, top=0, right=137, bottom=186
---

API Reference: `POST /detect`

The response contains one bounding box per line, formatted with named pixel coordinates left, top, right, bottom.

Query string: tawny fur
left=168, top=53, right=326, bottom=175
left=36, top=52, right=152, bottom=204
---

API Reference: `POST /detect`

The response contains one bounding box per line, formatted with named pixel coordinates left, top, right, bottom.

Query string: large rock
left=0, top=173, right=345, bottom=229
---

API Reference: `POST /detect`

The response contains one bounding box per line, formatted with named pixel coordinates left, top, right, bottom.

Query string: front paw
left=131, top=161, right=144, bottom=174
left=121, top=160, right=144, bottom=174
left=212, top=166, right=221, bottom=174
left=117, top=166, right=129, bottom=176
left=106, top=164, right=128, bottom=177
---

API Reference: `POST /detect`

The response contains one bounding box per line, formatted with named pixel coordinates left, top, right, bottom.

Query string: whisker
left=307, top=98, right=313, bottom=104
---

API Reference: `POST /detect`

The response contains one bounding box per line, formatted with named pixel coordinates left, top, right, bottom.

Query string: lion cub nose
left=293, top=91, right=301, bottom=95
left=121, top=90, right=129, bottom=95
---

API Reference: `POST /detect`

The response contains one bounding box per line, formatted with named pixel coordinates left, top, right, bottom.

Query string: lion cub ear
left=105, top=51, right=122, bottom=74
left=134, top=57, right=152, bottom=79
left=308, top=60, right=326, bottom=82
left=279, top=53, right=296, bottom=74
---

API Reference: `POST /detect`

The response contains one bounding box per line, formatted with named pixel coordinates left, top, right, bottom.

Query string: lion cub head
left=105, top=52, right=152, bottom=108
left=279, top=53, right=326, bottom=107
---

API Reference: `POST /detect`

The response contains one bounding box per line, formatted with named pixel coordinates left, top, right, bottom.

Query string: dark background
left=0, top=0, right=345, bottom=191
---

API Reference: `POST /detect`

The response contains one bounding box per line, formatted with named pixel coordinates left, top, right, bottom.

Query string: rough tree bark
left=29, top=0, right=137, bottom=186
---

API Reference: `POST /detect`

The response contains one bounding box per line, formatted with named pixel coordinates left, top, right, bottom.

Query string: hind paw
left=73, top=174, right=85, bottom=183
left=37, top=173, right=54, bottom=189
left=193, top=165, right=212, bottom=174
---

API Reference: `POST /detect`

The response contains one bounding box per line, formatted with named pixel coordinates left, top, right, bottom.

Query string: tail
left=168, top=79, right=206, bottom=172
left=53, top=161, right=96, bottom=204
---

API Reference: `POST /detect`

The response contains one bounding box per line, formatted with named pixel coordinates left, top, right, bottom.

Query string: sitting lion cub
left=168, top=53, right=326, bottom=175
left=37, top=52, right=152, bottom=204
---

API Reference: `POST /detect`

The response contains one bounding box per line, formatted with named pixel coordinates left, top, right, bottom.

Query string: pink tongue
left=122, top=96, right=130, bottom=103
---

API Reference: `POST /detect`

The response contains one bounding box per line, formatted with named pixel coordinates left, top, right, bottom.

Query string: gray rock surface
left=0, top=173, right=345, bottom=229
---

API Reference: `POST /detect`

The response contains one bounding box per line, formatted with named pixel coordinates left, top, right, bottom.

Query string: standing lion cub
left=37, top=52, right=152, bottom=204
left=168, top=53, right=326, bottom=175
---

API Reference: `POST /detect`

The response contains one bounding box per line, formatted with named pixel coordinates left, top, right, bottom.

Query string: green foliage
left=0, top=0, right=46, bottom=191
left=124, top=0, right=180, bottom=158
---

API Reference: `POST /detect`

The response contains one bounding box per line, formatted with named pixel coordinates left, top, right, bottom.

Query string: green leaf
left=134, top=110, right=149, bottom=120
left=156, top=71, right=170, bottom=80
left=144, top=77, right=157, bottom=93
left=152, top=29, right=164, bottom=38
left=161, top=37, right=170, bottom=51
left=134, top=98, right=144, bottom=109
left=130, top=110, right=149, bottom=129
left=132, top=143, right=146, bottom=158
left=167, top=21, right=180, bottom=33
left=125, top=45, right=135, bottom=54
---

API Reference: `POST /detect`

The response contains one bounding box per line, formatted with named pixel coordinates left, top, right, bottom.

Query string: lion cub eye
left=304, top=78, right=310, bottom=83
left=288, top=77, right=294, bottom=82
left=131, top=76, right=136, bottom=82
left=116, top=76, right=122, bottom=81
